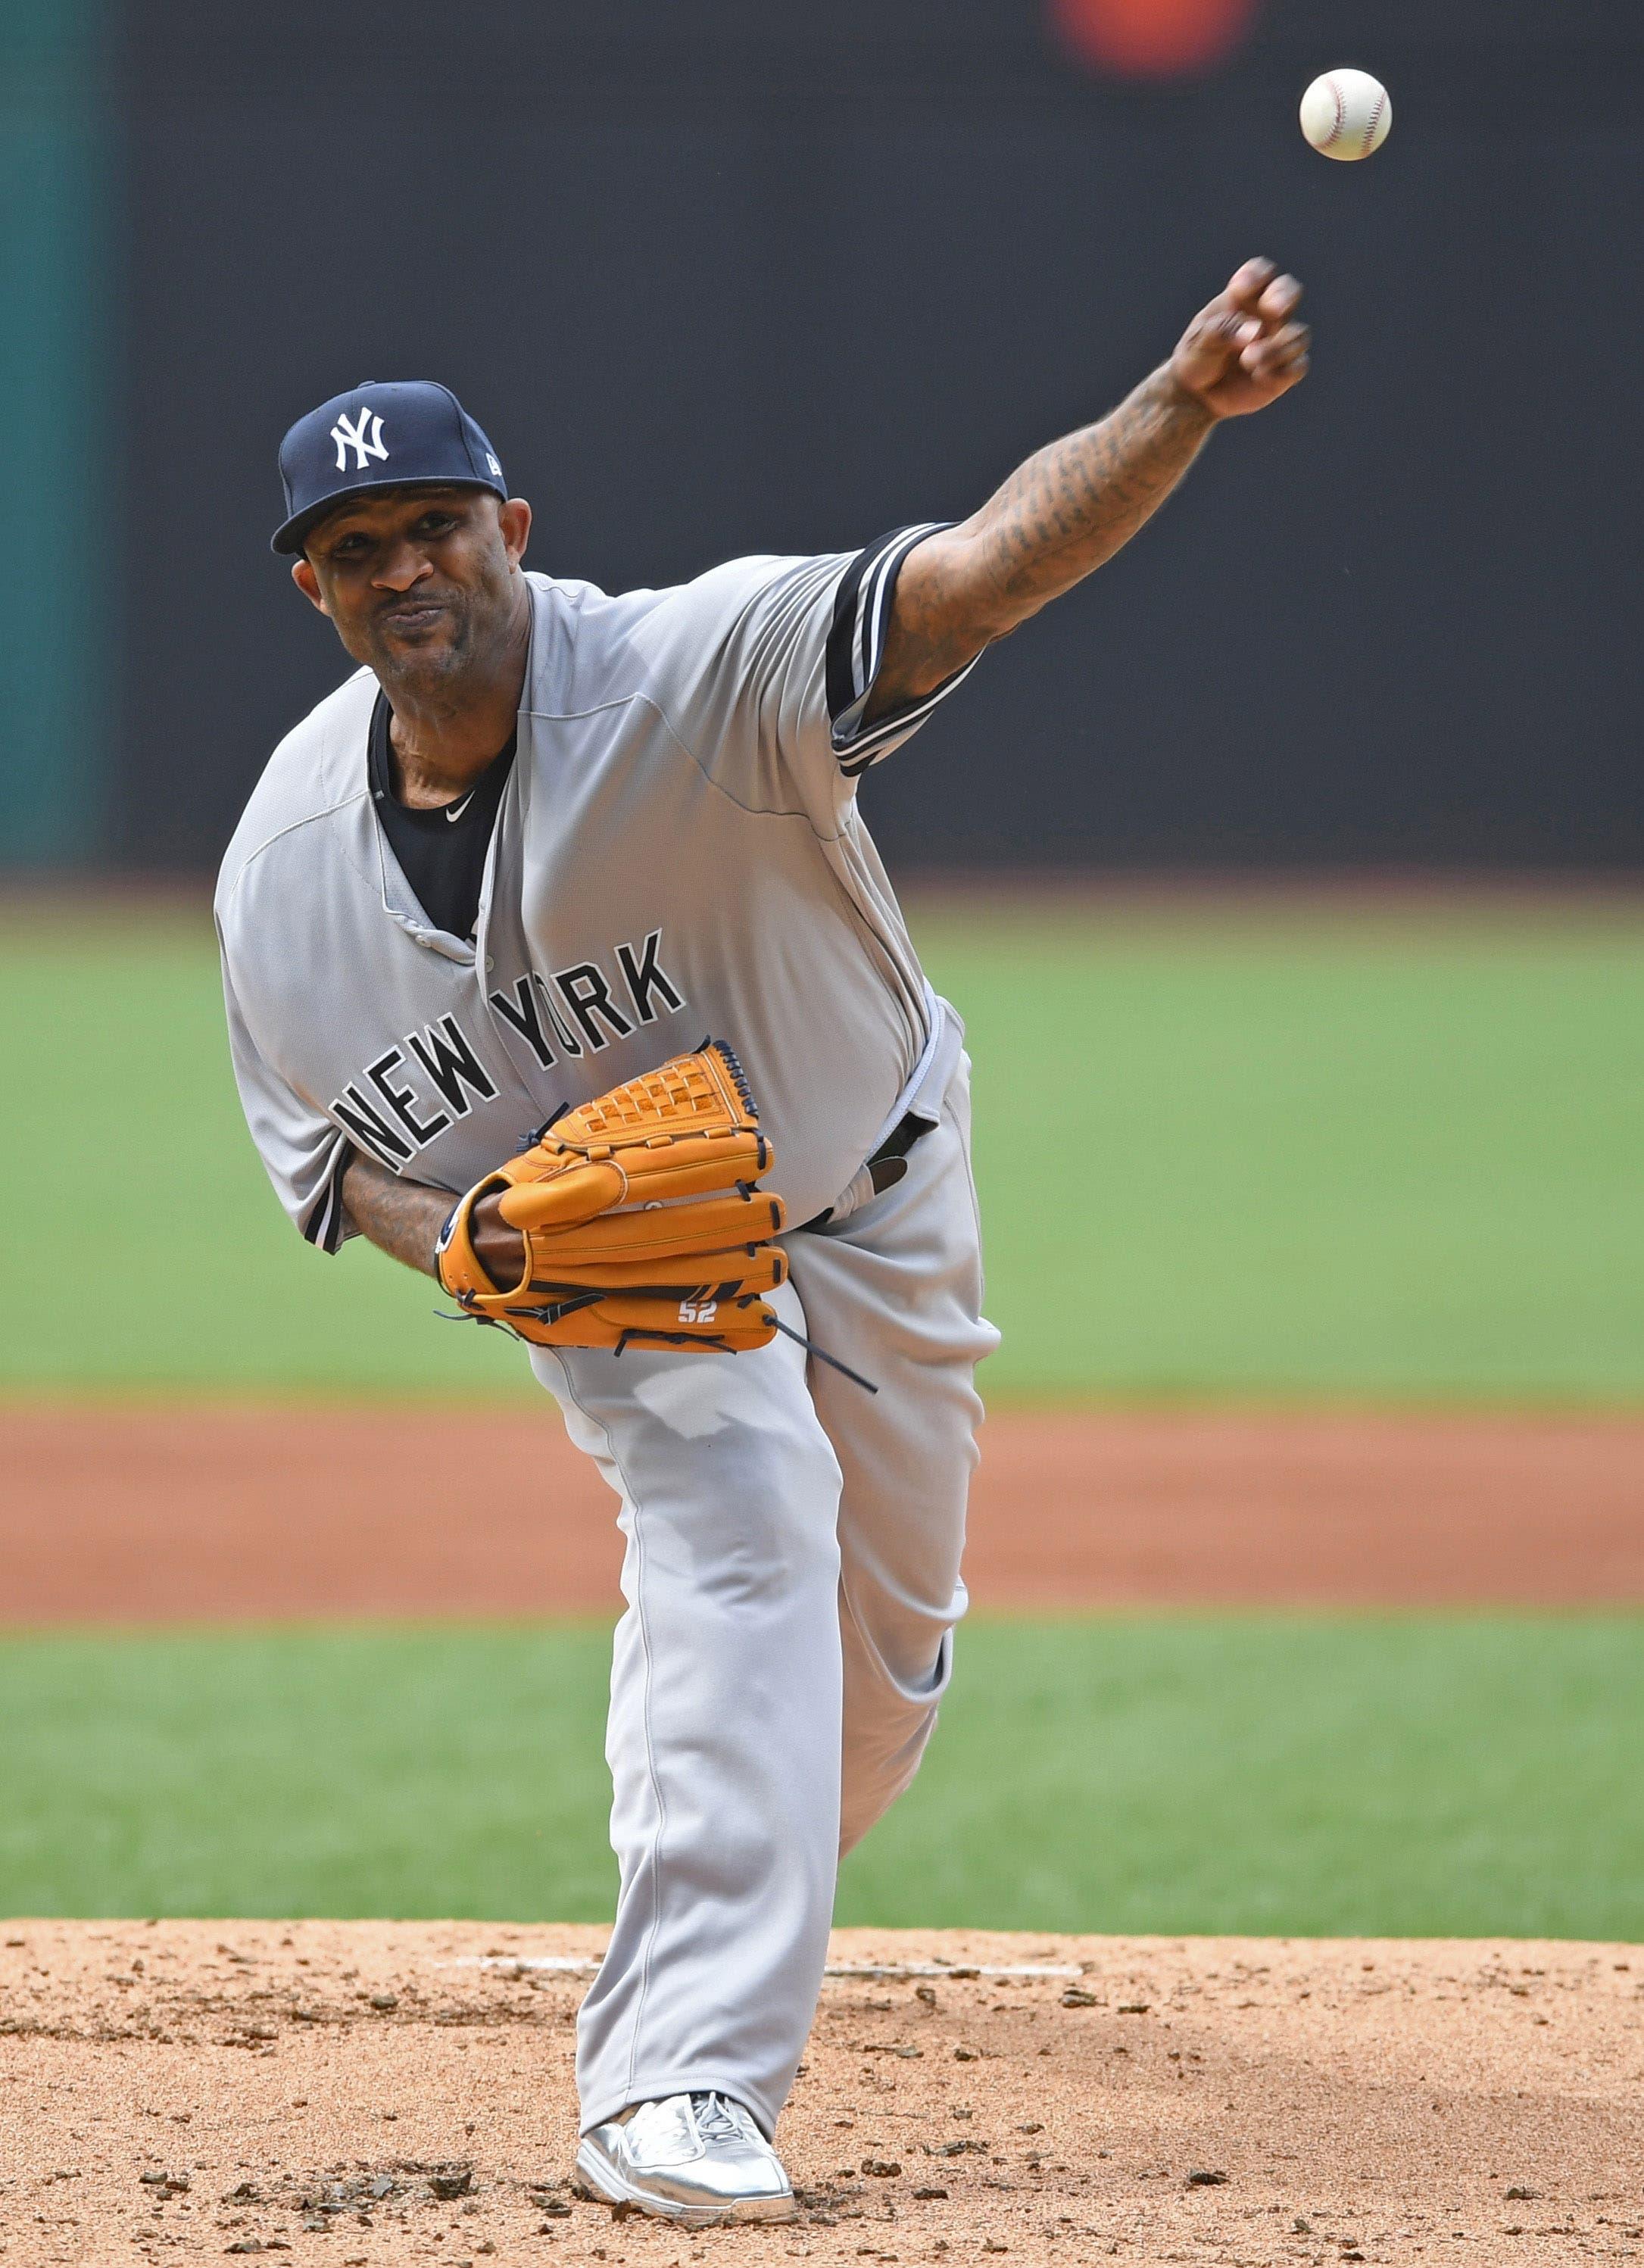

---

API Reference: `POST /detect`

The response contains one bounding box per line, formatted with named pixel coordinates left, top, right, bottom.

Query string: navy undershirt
left=367, top=690, right=516, bottom=942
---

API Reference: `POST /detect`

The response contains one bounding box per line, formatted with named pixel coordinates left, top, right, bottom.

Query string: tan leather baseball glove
left=435, top=1040, right=788, bottom=1356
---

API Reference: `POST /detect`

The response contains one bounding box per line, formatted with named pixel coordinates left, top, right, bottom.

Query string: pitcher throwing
left=217, top=257, right=1309, bottom=2224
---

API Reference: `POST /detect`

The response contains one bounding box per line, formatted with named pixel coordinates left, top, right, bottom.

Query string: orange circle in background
left=1049, top=0, right=1262, bottom=76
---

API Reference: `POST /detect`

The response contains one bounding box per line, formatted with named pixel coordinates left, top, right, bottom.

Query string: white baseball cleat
left=575, top=2090, right=796, bottom=2225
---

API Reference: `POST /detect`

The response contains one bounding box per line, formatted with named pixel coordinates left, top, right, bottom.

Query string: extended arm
left=339, top=1149, right=524, bottom=1284
left=869, top=258, right=1309, bottom=719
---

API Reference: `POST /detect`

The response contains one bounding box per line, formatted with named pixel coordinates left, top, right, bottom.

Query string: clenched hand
left=1170, top=258, right=1310, bottom=420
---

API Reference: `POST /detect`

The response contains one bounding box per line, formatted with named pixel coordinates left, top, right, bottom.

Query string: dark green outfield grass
left=5, top=894, right=1642, bottom=1404
left=4, top=1616, right=1640, bottom=1939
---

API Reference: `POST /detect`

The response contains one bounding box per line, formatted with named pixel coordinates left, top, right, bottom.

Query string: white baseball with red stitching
left=1299, top=68, right=1392, bottom=162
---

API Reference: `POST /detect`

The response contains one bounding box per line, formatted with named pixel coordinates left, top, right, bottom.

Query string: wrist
left=433, top=1199, right=460, bottom=1281
left=1156, top=362, right=1223, bottom=428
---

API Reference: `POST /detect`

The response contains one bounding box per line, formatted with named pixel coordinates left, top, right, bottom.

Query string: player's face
left=292, top=488, right=532, bottom=687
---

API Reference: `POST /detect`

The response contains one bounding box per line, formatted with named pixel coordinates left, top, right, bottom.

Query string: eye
left=329, top=532, right=370, bottom=559
left=416, top=511, right=458, bottom=536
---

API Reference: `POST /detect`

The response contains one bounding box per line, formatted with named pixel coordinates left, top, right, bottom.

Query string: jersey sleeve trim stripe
left=825, top=523, right=945, bottom=725
left=825, top=522, right=978, bottom=774
left=834, top=649, right=983, bottom=778
left=301, top=1139, right=353, bottom=1256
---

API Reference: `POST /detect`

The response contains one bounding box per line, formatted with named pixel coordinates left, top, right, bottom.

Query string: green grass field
left=6, top=894, right=1641, bottom=1934
left=3, top=1614, right=1640, bottom=1938
left=6, top=893, right=1644, bottom=1404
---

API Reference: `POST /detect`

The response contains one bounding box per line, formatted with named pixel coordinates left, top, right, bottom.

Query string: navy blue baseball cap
left=271, top=379, right=507, bottom=554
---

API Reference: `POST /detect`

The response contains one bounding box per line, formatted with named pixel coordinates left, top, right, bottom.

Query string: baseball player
left=217, top=257, right=1309, bottom=2224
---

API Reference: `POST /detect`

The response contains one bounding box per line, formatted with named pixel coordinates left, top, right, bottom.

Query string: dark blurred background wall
left=6, top=0, right=1642, bottom=873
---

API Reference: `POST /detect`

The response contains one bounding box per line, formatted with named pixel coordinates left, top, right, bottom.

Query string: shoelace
left=690, top=2092, right=755, bottom=2147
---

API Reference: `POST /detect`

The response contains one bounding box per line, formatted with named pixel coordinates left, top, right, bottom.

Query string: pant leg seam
left=546, top=1353, right=671, bottom=2113
left=785, top=1096, right=986, bottom=1862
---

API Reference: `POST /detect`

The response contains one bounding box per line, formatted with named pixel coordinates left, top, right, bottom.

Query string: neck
left=381, top=581, right=531, bottom=808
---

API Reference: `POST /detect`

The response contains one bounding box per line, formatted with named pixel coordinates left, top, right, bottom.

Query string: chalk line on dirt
left=448, top=1956, right=1084, bottom=1979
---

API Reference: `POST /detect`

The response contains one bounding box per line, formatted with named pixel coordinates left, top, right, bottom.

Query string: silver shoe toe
left=576, top=2091, right=794, bottom=2225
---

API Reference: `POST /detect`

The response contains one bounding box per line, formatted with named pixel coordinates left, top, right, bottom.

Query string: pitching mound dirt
left=3, top=1925, right=1640, bottom=2267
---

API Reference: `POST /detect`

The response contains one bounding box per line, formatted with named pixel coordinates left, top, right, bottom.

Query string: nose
left=373, top=541, right=434, bottom=594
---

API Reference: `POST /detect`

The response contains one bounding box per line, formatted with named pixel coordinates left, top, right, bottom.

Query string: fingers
left=1175, top=260, right=1310, bottom=410
left=520, top=1246, right=788, bottom=1297
left=1224, top=256, right=1278, bottom=314
left=1256, top=270, right=1303, bottom=324
left=1191, top=262, right=1304, bottom=359
left=530, top=1188, right=786, bottom=1265
left=1221, top=260, right=1308, bottom=382
left=1219, top=260, right=1302, bottom=333
left=1175, top=302, right=1254, bottom=389
left=1240, top=317, right=1311, bottom=382
left=498, top=1157, right=627, bottom=1232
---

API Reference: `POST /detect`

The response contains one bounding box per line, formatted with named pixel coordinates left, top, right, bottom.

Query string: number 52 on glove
left=435, top=1040, right=788, bottom=1356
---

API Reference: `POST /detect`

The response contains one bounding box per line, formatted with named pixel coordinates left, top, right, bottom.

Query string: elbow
left=941, top=535, right=1050, bottom=647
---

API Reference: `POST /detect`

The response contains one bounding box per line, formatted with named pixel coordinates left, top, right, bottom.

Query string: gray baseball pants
left=532, top=1044, right=997, bottom=2139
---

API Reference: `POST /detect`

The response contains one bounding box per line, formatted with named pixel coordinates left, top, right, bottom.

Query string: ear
left=291, top=557, right=330, bottom=615
left=499, top=496, right=532, bottom=569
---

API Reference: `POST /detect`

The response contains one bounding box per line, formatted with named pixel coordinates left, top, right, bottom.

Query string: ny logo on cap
left=330, top=407, right=389, bottom=473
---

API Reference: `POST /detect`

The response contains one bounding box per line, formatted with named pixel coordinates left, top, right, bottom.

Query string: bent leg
left=785, top=1054, right=999, bottom=1857
left=531, top=1282, right=844, bottom=2139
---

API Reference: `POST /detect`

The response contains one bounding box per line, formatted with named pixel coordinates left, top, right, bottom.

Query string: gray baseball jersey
left=217, top=528, right=1000, bottom=2144
left=217, top=535, right=977, bottom=1243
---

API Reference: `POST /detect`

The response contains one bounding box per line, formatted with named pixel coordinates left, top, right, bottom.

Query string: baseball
left=1299, top=68, right=1391, bottom=161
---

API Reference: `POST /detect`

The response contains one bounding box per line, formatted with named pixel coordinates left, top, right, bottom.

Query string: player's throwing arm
left=220, top=260, right=1309, bottom=2232
left=332, top=258, right=1308, bottom=1302
left=865, top=257, right=1309, bottom=719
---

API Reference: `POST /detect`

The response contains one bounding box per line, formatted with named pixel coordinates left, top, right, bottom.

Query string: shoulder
left=524, top=559, right=800, bottom=718
left=558, top=555, right=849, bottom=698
left=532, top=555, right=838, bottom=680
left=639, top=553, right=839, bottom=641
left=215, top=666, right=376, bottom=922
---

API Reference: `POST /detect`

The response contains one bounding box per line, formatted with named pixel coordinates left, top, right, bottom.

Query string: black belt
left=795, top=1108, right=936, bottom=1235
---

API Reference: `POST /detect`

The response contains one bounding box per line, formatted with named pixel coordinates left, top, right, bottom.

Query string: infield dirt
left=5, top=1405, right=1643, bottom=1625
left=3, top=1922, right=1642, bottom=2268
left=8, top=1411, right=1642, bottom=2263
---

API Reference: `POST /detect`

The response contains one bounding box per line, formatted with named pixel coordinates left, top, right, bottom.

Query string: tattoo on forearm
left=339, top=1151, right=453, bottom=1280
left=971, top=365, right=1212, bottom=616
left=873, top=366, right=1214, bottom=711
